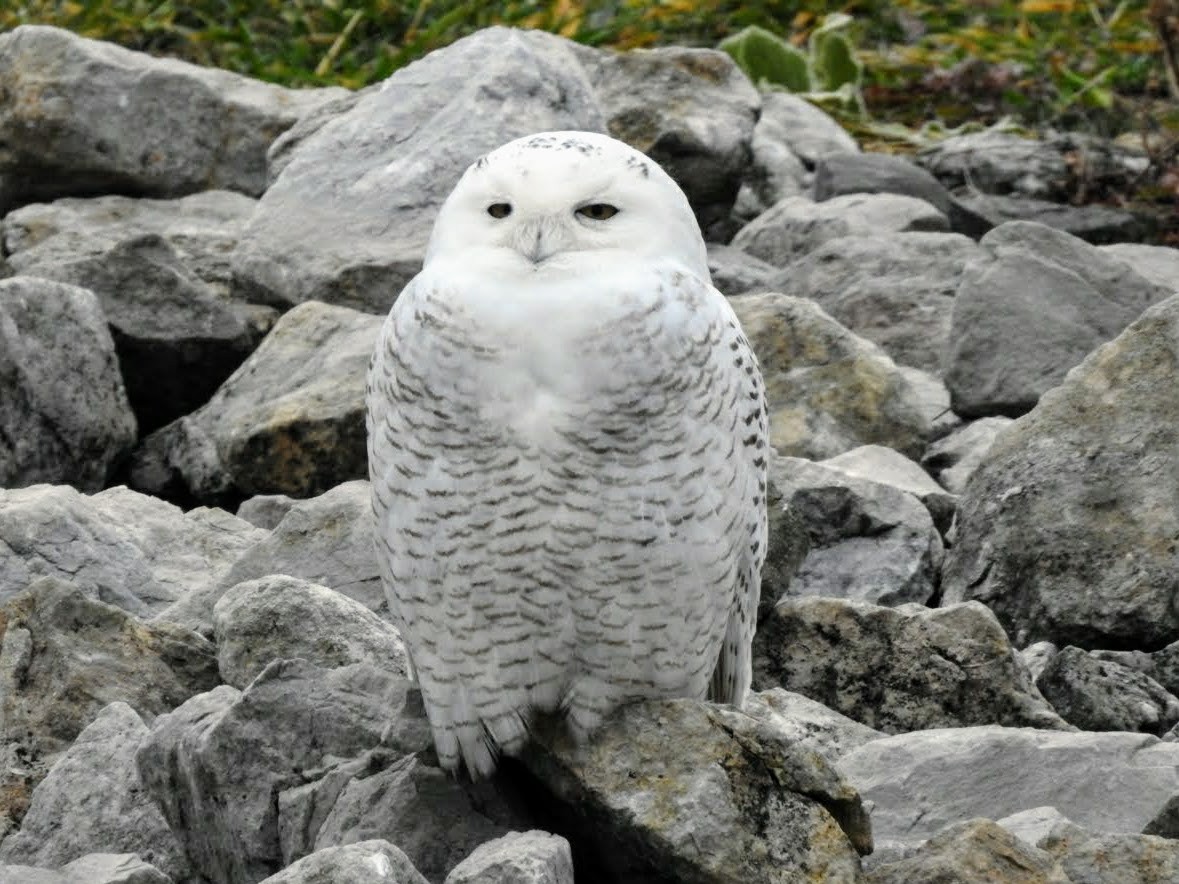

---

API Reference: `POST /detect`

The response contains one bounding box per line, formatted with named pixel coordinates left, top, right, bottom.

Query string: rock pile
left=2, top=22, right=1178, bottom=884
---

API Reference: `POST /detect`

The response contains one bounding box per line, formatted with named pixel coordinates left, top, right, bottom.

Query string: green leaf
left=719, top=24, right=811, bottom=92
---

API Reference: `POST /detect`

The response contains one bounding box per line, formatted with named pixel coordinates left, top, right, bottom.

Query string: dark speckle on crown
left=521, top=133, right=601, bottom=156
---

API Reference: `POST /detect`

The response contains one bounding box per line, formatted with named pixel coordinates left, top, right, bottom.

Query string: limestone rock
left=944, top=221, right=1170, bottom=418
left=768, top=232, right=982, bottom=374
left=1035, top=646, right=1179, bottom=736
left=754, top=598, right=1068, bottom=733
left=522, top=698, right=871, bottom=883
left=942, top=293, right=1179, bottom=648
left=732, top=194, right=949, bottom=268
left=259, top=841, right=429, bottom=884
left=444, top=831, right=574, bottom=884
left=0, top=278, right=136, bottom=490
left=731, top=293, right=939, bottom=460
left=705, top=244, right=777, bottom=296
left=213, top=575, right=406, bottom=690
left=129, top=302, right=381, bottom=504
left=1100, top=242, right=1179, bottom=292
left=0, top=484, right=264, bottom=615
left=135, top=660, right=405, bottom=884
left=744, top=689, right=883, bottom=762
left=837, top=727, right=1179, bottom=854
left=0, top=25, right=347, bottom=212
left=767, top=456, right=942, bottom=606
left=953, top=193, right=1146, bottom=245
left=235, top=493, right=299, bottom=530
left=232, top=27, right=604, bottom=312
left=0, top=578, right=217, bottom=834
left=0, top=703, right=187, bottom=881
left=819, top=445, right=957, bottom=535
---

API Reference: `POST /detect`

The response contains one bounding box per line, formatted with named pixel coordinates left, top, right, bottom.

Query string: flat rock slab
left=0, top=277, right=136, bottom=490
left=232, top=27, right=605, bottom=312
left=0, top=25, right=346, bottom=212
left=754, top=597, right=1068, bottom=734
left=943, top=292, right=1179, bottom=649
left=838, top=726, right=1179, bottom=853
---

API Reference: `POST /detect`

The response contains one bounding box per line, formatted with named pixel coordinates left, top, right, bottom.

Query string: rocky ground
left=1, top=21, right=1179, bottom=884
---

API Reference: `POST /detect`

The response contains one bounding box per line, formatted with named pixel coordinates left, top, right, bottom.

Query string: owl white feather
left=366, top=131, right=768, bottom=778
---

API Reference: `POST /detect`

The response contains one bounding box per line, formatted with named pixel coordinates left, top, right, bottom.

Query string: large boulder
left=0, top=278, right=136, bottom=490
left=522, top=698, right=872, bottom=883
left=942, top=293, right=1179, bottom=649
left=753, top=598, right=1068, bottom=733
left=731, top=293, right=940, bottom=460
left=0, top=702, right=187, bottom=880
left=231, top=27, right=605, bottom=312
left=444, top=831, right=573, bottom=884
left=129, top=302, right=382, bottom=504
left=259, top=841, right=429, bottom=884
left=944, top=221, right=1171, bottom=418
left=1100, top=242, right=1179, bottom=292
left=0, top=484, right=264, bottom=614
left=769, top=233, right=982, bottom=373
left=0, top=25, right=347, bottom=212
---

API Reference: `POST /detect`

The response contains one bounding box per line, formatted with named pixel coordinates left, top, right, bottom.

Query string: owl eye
left=487, top=203, right=512, bottom=219
left=576, top=203, right=619, bottom=221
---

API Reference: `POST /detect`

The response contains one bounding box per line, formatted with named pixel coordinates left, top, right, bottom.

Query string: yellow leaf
left=1020, top=0, right=1075, bottom=13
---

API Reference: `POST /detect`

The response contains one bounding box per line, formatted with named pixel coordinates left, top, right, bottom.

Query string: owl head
left=425, top=131, right=709, bottom=282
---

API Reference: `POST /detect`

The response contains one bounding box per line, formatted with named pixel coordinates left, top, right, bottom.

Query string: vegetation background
left=3, top=1, right=1177, bottom=225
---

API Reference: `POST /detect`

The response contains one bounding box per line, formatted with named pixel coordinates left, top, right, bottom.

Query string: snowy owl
left=366, top=130, right=768, bottom=778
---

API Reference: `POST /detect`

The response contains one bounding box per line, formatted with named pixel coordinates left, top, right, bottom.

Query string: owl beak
left=514, top=217, right=567, bottom=265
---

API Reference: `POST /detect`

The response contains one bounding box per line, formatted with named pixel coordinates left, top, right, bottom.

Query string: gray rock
left=576, top=45, right=758, bottom=240
left=0, top=484, right=264, bottom=615
left=0, top=278, right=136, bottom=490
left=917, top=130, right=1149, bottom=201
left=1144, top=795, right=1179, bottom=838
left=731, top=293, right=940, bottom=460
left=136, top=660, right=405, bottom=884
left=235, top=493, right=299, bottom=530
left=945, top=221, right=1172, bottom=418
left=942, top=293, right=1179, bottom=648
left=896, top=366, right=960, bottom=440
left=754, top=597, right=1068, bottom=733
left=732, top=194, right=950, bottom=267
left=1035, top=646, right=1179, bottom=736
left=920, top=416, right=1014, bottom=494
left=0, top=25, right=347, bottom=212
left=1100, top=242, right=1179, bottom=292
left=0, top=863, right=68, bottom=884
left=705, top=243, right=777, bottom=296
left=753, top=92, right=859, bottom=168
left=0, top=703, right=186, bottom=880
left=760, top=475, right=811, bottom=617
left=768, top=233, right=983, bottom=373
left=953, top=193, right=1146, bottom=245
left=163, top=480, right=381, bottom=634
left=813, top=151, right=990, bottom=237
left=19, top=233, right=264, bottom=433
left=767, top=456, right=942, bottom=606
left=1035, top=816, right=1179, bottom=883
left=820, top=445, right=957, bottom=535
left=232, top=27, right=604, bottom=312
left=3, top=190, right=259, bottom=301
left=444, top=831, right=573, bottom=884
left=259, top=840, right=429, bottom=884
left=213, top=575, right=406, bottom=690
left=129, top=302, right=382, bottom=503
left=58, top=854, right=172, bottom=884
left=864, top=819, right=1064, bottom=884
left=217, top=480, right=382, bottom=612
left=837, top=727, right=1179, bottom=855
left=522, top=698, right=871, bottom=883
left=744, top=688, right=883, bottom=762
left=995, top=806, right=1075, bottom=849
left=0, top=578, right=217, bottom=834
left=300, top=753, right=512, bottom=883
left=1020, top=642, right=1060, bottom=684
left=734, top=115, right=808, bottom=222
